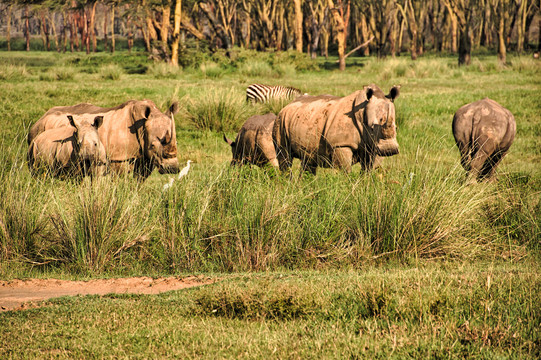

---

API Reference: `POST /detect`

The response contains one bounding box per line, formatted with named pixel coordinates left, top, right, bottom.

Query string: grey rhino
left=223, top=113, right=277, bottom=167
left=452, top=98, right=516, bottom=181
left=28, top=100, right=180, bottom=180
left=273, top=84, right=400, bottom=174
left=28, top=115, right=106, bottom=178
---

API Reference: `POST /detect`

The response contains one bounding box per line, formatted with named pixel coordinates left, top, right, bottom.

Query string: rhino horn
left=223, top=133, right=234, bottom=146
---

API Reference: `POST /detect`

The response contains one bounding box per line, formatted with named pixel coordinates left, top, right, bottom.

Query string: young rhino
left=452, top=98, right=516, bottom=181
left=28, top=115, right=107, bottom=178
left=223, top=113, right=277, bottom=167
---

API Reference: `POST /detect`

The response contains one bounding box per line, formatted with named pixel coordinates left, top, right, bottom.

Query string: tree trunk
left=104, top=7, right=108, bottom=51
left=516, top=0, right=525, bottom=53
left=84, top=9, right=90, bottom=54
left=6, top=5, right=12, bottom=51
left=89, top=2, right=97, bottom=52
left=171, top=0, right=182, bottom=67
left=293, top=0, right=303, bottom=52
left=406, top=1, right=418, bottom=60
left=40, top=11, right=51, bottom=51
left=497, top=1, right=506, bottom=64
left=49, top=13, right=59, bottom=52
left=111, top=5, right=115, bottom=54
left=127, top=14, right=133, bottom=54
left=69, top=12, right=75, bottom=52
left=444, top=2, right=458, bottom=53
left=25, top=7, right=30, bottom=51
left=328, top=0, right=346, bottom=70
left=62, top=11, right=68, bottom=52
left=458, top=22, right=471, bottom=65
left=160, top=5, right=171, bottom=58
left=360, top=13, right=370, bottom=56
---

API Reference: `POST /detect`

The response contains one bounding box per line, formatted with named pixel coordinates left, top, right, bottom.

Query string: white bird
left=162, top=177, right=174, bottom=192
left=177, top=160, right=192, bottom=180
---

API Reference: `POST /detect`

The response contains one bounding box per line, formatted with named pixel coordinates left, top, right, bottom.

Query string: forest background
left=1, top=0, right=540, bottom=69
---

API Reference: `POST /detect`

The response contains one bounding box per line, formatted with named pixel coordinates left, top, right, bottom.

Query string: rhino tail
left=223, top=133, right=234, bottom=146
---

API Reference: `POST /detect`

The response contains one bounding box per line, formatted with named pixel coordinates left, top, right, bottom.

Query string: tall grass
left=1, top=140, right=538, bottom=274
left=184, top=88, right=253, bottom=132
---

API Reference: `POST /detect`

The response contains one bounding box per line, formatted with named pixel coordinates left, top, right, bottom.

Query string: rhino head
left=67, top=115, right=106, bottom=176
left=131, top=101, right=180, bottom=175
left=354, top=85, right=401, bottom=158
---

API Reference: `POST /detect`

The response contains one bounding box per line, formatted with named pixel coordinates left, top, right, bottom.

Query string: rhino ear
left=168, top=102, right=180, bottom=116
left=92, top=116, right=104, bottom=129
left=363, top=86, right=375, bottom=101
left=386, top=85, right=401, bottom=102
left=133, top=103, right=152, bottom=121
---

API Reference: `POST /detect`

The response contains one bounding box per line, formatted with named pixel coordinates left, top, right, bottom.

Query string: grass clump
left=49, top=177, right=154, bottom=273
left=99, top=64, right=124, bottom=80
left=238, top=60, right=274, bottom=77
left=184, top=89, right=252, bottom=132
left=146, top=62, right=183, bottom=79
left=0, top=64, right=29, bottom=81
left=199, top=61, right=224, bottom=78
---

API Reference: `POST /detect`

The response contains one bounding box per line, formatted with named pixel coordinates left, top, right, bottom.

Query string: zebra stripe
left=246, top=84, right=302, bottom=103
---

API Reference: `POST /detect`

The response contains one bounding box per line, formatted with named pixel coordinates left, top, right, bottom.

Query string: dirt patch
left=0, top=276, right=215, bottom=312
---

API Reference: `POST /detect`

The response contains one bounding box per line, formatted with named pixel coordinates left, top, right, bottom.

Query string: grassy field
left=0, top=50, right=539, bottom=357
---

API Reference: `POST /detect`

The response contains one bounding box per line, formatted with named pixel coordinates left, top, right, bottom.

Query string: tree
left=171, top=0, right=182, bottom=66
left=293, top=0, right=303, bottom=52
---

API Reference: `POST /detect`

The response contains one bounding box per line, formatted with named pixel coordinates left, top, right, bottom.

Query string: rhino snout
left=377, top=139, right=399, bottom=157
left=157, top=157, right=180, bottom=174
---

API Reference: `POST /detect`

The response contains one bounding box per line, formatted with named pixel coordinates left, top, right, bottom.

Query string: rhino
left=223, top=113, right=278, bottom=167
left=273, top=84, right=400, bottom=174
left=452, top=98, right=516, bottom=181
left=28, top=100, right=180, bottom=180
left=28, top=115, right=107, bottom=178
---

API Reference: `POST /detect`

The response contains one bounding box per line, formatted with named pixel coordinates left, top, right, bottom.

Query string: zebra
left=246, top=84, right=304, bottom=103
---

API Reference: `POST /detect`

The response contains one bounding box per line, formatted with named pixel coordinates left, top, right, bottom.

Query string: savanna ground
left=0, top=45, right=540, bottom=358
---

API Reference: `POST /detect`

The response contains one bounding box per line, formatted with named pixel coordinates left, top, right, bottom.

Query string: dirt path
left=0, top=276, right=214, bottom=312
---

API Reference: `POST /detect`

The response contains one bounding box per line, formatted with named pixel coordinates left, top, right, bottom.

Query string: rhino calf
left=28, top=115, right=107, bottom=178
left=223, top=113, right=278, bottom=167
left=452, top=98, right=516, bottom=181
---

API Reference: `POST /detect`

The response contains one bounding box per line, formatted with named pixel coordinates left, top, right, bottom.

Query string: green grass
left=0, top=50, right=539, bottom=357
left=1, top=263, right=539, bottom=358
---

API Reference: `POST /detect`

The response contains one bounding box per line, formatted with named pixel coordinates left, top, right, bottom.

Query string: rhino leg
left=469, top=136, right=497, bottom=181
left=479, top=149, right=506, bottom=181
left=300, top=158, right=317, bottom=175
left=332, top=147, right=353, bottom=173
left=456, top=139, right=471, bottom=172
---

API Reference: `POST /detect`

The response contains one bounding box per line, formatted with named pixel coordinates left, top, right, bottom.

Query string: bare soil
left=0, top=276, right=214, bottom=312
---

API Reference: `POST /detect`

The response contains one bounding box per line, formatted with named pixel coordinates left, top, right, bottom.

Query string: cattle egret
left=162, top=177, right=174, bottom=191
left=177, top=160, right=192, bottom=180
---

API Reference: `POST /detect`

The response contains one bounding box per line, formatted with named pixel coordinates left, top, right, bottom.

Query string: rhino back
left=454, top=98, right=515, bottom=148
left=30, top=127, right=77, bottom=172
left=277, top=93, right=361, bottom=158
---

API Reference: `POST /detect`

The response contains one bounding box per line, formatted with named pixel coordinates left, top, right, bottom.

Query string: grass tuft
left=184, top=89, right=252, bottom=132
left=99, top=64, right=124, bottom=80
